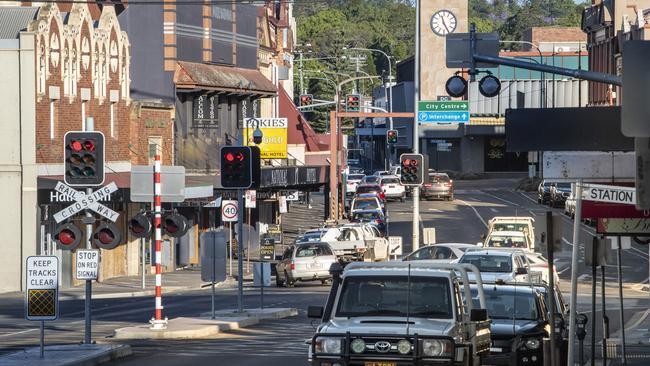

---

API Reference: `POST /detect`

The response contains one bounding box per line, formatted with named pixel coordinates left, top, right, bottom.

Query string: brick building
left=523, top=26, right=587, bottom=53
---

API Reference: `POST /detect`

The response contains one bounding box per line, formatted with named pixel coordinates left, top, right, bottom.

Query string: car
left=275, top=243, right=337, bottom=287
left=487, top=216, right=536, bottom=251
left=361, top=175, right=381, bottom=184
left=549, top=182, right=572, bottom=208
left=564, top=193, right=576, bottom=218
left=319, top=223, right=389, bottom=261
left=350, top=209, right=387, bottom=236
left=307, top=261, right=491, bottom=366
left=481, top=230, right=533, bottom=251
left=469, top=283, right=550, bottom=366
left=350, top=194, right=384, bottom=215
left=525, top=251, right=560, bottom=285
left=537, top=180, right=553, bottom=204
left=402, top=243, right=476, bottom=261
left=379, top=175, right=405, bottom=201
left=354, top=183, right=386, bottom=201
left=388, top=165, right=401, bottom=176
left=373, top=170, right=391, bottom=177
left=421, top=172, right=454, bottom=200
left=458, top=249, right=535, bottom=283
left=295, top=229, right=328, bottom=245
left=345, top=174, right=365, bottom=196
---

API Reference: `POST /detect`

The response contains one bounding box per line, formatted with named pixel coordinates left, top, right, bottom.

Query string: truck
left=485, top=216, right=537, bottom=251
left=307, top=261, right=492, bottom=366
left=319, top=223, right=390, bottom=262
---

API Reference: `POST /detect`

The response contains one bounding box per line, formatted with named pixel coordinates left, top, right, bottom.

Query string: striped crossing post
left=150, top=154, right=167, bottom=329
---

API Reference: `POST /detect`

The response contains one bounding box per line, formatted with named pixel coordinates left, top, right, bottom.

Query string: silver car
left=275, top=243, right=337, bottom=287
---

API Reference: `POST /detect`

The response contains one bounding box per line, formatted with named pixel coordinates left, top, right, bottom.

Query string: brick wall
left=524, top=27, right=587, bottom=45
left=129, top=101, right=175, bottom=165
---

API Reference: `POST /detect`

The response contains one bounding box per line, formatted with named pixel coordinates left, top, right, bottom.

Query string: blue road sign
left=418, top=111, right=469, bottom=123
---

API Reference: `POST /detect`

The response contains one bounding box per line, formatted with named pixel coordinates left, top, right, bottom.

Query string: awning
left=174, top=61, right=277, bottom=97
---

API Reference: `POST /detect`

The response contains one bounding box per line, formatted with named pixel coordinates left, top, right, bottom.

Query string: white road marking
left=630, top=246, right=649, bottom=258
left=490, top=208, right=498, bottom=213
left=484, top=192, right=521, bottom=207
left=458, top=199, right=488, bottom=228
left=428, top=208, right=443, bottom=213
left=519, top=192, right=539, bottom=204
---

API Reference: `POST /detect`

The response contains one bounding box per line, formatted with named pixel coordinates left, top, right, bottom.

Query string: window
left=473, top=289, right=540, bottom=321
left=353, top=198, right=379, bottom=211
left=381, top=178, right=400, bottom=185
left=148, top=137, right=163, bottom=164
left=435, top=246, right=453, bottom=259
left=296, top=245, right=332, bottom=257
left=409, top=246, right=434, bottom=260
left=459, top=255, right=513, bottom=273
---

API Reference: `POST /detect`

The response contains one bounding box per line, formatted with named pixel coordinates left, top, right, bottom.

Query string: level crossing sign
left=52, top=182, right=119, bottom=223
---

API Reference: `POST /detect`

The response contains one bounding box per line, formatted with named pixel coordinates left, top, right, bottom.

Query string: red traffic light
left=129, top=213, right=151, bottom=238
left=70, top=140, right=83, bottom=152
left=402, top=159, right=411, bottom=166
left=84, top=140, right=95, bottom=151
left=164, top=214, right=189, bottom=238
left=93, top=222, right=122, bottom=249
left=225, top=153, right=235, bottom=162
left=54, top=223, right=82, bottom=250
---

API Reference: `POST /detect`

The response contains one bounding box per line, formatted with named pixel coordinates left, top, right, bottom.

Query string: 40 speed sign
left=221, top=200, right=238, bottom=222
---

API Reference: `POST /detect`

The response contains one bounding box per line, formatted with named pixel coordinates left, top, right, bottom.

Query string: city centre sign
left=417, top=101, right=469, bottom=124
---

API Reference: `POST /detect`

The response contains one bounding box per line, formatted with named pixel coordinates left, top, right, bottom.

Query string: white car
left=373, top=170, right=391, bottom=177
left=379, top=175, right=405, bottom=201
left=458, top=249, right=533, bottom=283
left=345, top=174, right=365, bottom=195
left=403, top=243, right=476, bottom=261
left=525, top=251, right=561, bottom=285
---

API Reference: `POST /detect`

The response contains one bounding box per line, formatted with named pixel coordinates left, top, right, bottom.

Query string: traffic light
left=399, top=153, right=425, bottom=186
left=299, top=94, right=313, bottom=107
left=54, top=223, right=82, bottom=250
left=346, top=94, right=361, bottom=112
left=163, top=213, right=189, bottom=238
left=387, top=130, right=398, bottom=144
left=250, top=146, right=261, bottom=188
left=93, top=222, right=122, bottom=250
left=64, top=131, right=105, bottom=186
left=220, top=146, right=253, bottom=189
left=129, top=212, right=151, bottom=238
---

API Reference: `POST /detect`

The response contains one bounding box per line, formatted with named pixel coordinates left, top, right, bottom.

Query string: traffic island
left=201, top=307, right=299, bottom=320
left=113, top=316, right=259, bottom=340
left=0, top=343, right=131, bottom=366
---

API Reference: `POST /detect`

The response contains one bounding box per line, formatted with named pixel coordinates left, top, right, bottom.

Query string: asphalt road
left=1, top=178, right=648, bottom=365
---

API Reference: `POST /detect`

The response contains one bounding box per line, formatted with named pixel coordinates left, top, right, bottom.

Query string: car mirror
left=470, top=308, right=488, bottom=322
left=307, top=306, right=324, bottom=319
left=476, top=242, right=483, bottom=247
left=516, top=267, right=528, bottom=275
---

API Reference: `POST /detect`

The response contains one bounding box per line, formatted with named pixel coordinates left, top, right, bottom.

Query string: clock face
left=430, top=10, right=457, bottom=36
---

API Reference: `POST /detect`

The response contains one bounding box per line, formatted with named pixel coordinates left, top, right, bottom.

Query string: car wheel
left=284, top=271, right=294, bottom=287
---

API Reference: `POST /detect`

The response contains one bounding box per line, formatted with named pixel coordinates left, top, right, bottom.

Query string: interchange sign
left=417, top=101, right=469, bottom=124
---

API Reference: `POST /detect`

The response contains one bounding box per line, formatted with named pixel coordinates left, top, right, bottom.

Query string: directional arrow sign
left=581, top=183, right=636, bottom=205
left=417, top=101, right=470, bottom=124
left=53, top=182, right=120, bottom=223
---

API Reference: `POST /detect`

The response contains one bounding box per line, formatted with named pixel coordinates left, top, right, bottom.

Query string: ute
left=307, top=261, right=491, bottom=366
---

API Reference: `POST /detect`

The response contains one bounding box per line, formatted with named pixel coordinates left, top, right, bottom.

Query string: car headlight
left=421, top=339, right=453, bottom=357
left=525, top=338, right=541, bottom=350
left=314, top=337, right=343, bottom=354
left=350, top=338, right=366, bottom=353
left=397, top=339, right=411, bottom=355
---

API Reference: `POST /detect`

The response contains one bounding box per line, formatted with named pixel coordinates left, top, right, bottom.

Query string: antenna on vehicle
left=406, top=263, right=411, bottom=335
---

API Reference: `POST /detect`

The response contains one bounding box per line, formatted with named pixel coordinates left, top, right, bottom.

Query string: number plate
left=365, top=363, right=396, bottom=366
left=309, top=263, right=322, bottom=269
left=490, top=347, right=503, bottom=353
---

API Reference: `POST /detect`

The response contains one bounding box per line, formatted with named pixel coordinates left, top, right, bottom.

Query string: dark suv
left=549, top=182, right=572, bottom=208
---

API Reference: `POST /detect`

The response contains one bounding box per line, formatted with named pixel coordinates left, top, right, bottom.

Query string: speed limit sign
left=221, top=200, right=238, bottom=222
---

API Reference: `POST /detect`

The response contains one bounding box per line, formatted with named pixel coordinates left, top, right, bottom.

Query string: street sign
left=278, top=196, right=288, bottom=213
left=417, top=101, right=469, bottom=124
left=245, top=190, right=257, bottom=208
left=245, top=118, right=288, bottom=159
left=581, top=183, right=636, bottom=205
left=446, top=32, right=499, bottom=69
left=75, top=249, right=99, bottom=280
left=25, top=256, right=58, bottom=321
left=388, top=236, right=403, bottom=256
left=286, top=191, right=300, bottom=201
left=53, top=182, right=119, bottom=223
left=622, top=41, right=650, bottom=137
left=130, top=166, right=186, bottom=202
left=582, top=200, right=650, bottom=219
left=221, top=200, right=238, bottom=222
left=260, top=236, right=275, bottom=261
left=598, top=218, right=650, bottom=235
left=200, top=231, right=227, bottom=283
left=542, top=152, right=634, bottom=181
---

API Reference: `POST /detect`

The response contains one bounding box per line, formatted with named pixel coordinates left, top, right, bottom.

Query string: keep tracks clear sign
left=25, top=256, right=59, bottom=321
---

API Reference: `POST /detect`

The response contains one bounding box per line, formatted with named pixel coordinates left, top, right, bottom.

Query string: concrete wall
left=460, top=136, right=484, bottom=173
left=0, top=34, right=37, bottom=293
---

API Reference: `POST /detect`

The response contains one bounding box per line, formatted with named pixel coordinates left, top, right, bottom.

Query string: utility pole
left=299, top=52, right=305, bottom=94
left=412, top=0, right=421, bottom=251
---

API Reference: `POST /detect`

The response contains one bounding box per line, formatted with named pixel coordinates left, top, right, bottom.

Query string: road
left=1, top=179, right=648, bottom=365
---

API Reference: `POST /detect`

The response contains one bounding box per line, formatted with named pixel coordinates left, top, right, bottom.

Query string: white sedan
left=379, top=175, right=405, bottom=201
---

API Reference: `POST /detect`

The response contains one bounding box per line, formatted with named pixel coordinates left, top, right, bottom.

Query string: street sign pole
left=237, top=189, right=244, bottom=313
left=84, top=117, right=94, bottom=345
left=546, top=211, right=557, bottom=366
left=568, top=180, right=583, bottom=366
left=412, top=0, right=421, bottom=252
left=150, top=153, right=167, bottom=330
left=617, top=236, right=628, bottom=365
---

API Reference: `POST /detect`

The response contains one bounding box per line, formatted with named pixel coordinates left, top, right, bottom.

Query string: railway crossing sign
left=25, top=256, right=59, bottom=321
left=52, top=182, right=119, bottom=223
left=221, top=200, right=238, bottom=222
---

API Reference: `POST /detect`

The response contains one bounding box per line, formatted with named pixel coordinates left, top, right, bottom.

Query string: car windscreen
left=381, top=178, right=400, bottom=184
left=356, top=186, right=380, bottom=194
left=470, top=288, right=539, bottom=321
left=336, top=276, right=453, bottom=319
left=492, top=223, right=529, bottom=233
left=486, top=235, right=528, bottom=248
left=296, top=245, right=332, bottom=257
left=459, top=255, right=512, bottom=273
left=297, top=232, right=324, bottom=242
left=353, top=212, right=382, bottom=221
left=348, top=174, right=365, bottom=181
left=353, top=199, right=379, bottom=211
left=430, top=175, right=450, bottom=183
left=555, top=183, right=571, bottom=190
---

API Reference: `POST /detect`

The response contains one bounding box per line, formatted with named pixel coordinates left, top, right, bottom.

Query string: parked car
left=564, top=193, right=576, bottom=218
left=350, top=194, right=384, bottom=214
left=421, top=172, right=454, bottom=200
left=537, top=180, right=553, bottom=204
left=469, top=283, right=550, bottom=366
left=350, top=209, right=387, bottom=236
left=525, top=251, right=560, bottom=285
left=402, top=243, right=476, bottom=261
left=354, top=183, right=386, bottom=200
left=549, top=182, right=572, bottom=208
left=275, top=243, right=337, bottom=287
left=345, top=174, right=365, bottom=196
left=379, top=175, right=405, bottom=201
left=458, top=249, right=534, bottom=283
left=308, top=261, right=491, bottom=366
left=361, top=175, right=380, bottom=184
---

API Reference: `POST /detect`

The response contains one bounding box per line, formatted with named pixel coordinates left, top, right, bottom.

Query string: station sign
left=581, top=183, right=636, bottom=205
left=25, top=256, right=59, bottom=321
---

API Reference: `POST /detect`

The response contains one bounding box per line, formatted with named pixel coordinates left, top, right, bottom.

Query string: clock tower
left=420, top=0, right=468, bottom=99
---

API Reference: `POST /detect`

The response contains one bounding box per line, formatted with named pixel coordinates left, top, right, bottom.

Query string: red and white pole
left=150, top=154, right=167, bottom=329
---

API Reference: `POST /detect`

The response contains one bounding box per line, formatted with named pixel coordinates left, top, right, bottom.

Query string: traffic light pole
left=237, top=189, right=244, bottom=313
left=83, top=118, right=94, bottom=345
